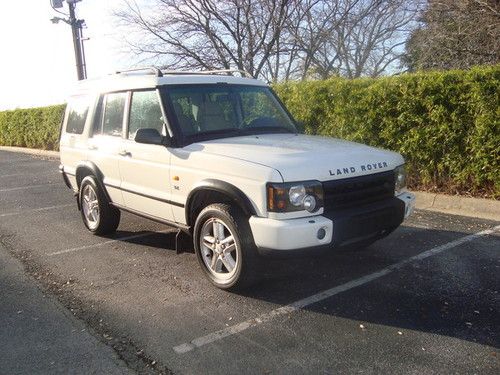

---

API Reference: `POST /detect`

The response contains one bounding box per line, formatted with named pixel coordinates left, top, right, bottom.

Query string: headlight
left=267, top=181, right=323, bottom=213
left=394, top=164, right=407, bottom=194
left=289, top=185, right=306, bottom=206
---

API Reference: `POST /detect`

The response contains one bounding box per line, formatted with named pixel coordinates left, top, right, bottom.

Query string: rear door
left=59, top=95, right=92, bottom=187
left=86, top=92, right=128, bottom=206
left=118, top=89, right=175, bottom=222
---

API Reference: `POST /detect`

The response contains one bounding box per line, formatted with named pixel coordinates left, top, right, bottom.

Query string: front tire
left=79, top=176, right=120, bottom=235
left=193, top=203, right=259, bottom=290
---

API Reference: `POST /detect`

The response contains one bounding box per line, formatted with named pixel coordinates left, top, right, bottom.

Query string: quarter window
left=65, top=96, right=90, bottom=134
left=102, top=92, right=127, bottom=137
left=128, top=90, right=164, bottom=140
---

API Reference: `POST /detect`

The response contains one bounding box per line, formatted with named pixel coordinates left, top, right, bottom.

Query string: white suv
left=59, top=68, right=415, bottom=289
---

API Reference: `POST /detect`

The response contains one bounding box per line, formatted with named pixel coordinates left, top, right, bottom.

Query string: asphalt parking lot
left=0, top=149, right=499, bottom=374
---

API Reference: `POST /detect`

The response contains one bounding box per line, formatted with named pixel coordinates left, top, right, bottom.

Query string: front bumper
left=249, top=192, right=415, bottom=254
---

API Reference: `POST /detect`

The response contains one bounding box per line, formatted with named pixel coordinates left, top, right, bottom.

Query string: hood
left=186, top=134, right=404, bottom=182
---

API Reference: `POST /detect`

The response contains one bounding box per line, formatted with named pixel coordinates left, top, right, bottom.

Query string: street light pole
left=51, top=0, right=87, bottom=80
left=68, top=1, right=86, bottom=80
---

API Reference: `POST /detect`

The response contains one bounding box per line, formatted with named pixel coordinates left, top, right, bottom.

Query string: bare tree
left=404, top=0, right=500, bottom=71
left=116, top=0, right=422, bottom=80
left=116, top=0, right=293, bottom=79
left=288, top=0, right=423, bottom=79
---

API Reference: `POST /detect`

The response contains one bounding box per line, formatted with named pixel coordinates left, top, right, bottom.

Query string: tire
left=193, top=203, right=259, bottom=290
left=79, top=176, right=120, bottom=235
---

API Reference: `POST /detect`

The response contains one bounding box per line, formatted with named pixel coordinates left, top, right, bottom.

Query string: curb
left=414, top=191, right=500, bottom=221
left=0, top=146, right=59, bottom=159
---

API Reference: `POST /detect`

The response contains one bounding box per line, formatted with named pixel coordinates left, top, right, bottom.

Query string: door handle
left=118, top=150, right=132, bottom=157
left=88, top=145, right=98, bottom=150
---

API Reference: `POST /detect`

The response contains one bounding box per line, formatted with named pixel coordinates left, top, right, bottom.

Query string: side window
left=91, top=96, right=104, bottom=136
left=102, top=92, right=127, bottom=137
left=128, top=90, right=164, bottom=140
left=65, top=96, right=90, bottom=134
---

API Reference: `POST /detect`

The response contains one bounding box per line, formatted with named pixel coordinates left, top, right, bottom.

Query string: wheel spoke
left=211, top=255, right=223, bottom=273
left=203, top=235, right=215, bottom=249
left=210, top=253, right=217, bottom=269
left=90, top=208, right=98, bottom=222
left=223, top=243, right=235, bottom=255
left=220, top=235, right=233, bottom=246
left=213, top=221, right=225, bottom=241
left=221, top=253, right=236, bottom=272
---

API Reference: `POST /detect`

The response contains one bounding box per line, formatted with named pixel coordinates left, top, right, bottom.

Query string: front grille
left=322, top=171, right=395, bottom=212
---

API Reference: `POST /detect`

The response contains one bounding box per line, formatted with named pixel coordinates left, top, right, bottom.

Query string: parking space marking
left=0, top=183, right=60, bottom=192
left=0, top=171, right=57, bottom=179
left=0, top=158, right=37, bottom=164
left=46, top=229, right=174, bottom=257
left=0, top=173, right=27, bottom=179
left=173, top=224, right=500, bottom=354
left=0, top=204, right=74, bottom=218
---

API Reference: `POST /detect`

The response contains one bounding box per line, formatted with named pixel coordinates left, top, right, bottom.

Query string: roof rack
left=114, top=67, right=253, bottom=78
left=161, top=69, right=253, bottom=78
left=115, top=67, right=163, bottom=77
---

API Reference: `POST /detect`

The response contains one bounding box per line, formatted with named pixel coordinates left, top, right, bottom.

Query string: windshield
left=164, top=84, right=297, bottom=141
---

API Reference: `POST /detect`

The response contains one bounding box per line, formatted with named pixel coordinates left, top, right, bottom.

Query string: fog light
left=317, top=227, right=326, bottom=240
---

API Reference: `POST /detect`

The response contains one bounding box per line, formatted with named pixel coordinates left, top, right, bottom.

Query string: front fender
left=185, top=179, right=257, bottom=225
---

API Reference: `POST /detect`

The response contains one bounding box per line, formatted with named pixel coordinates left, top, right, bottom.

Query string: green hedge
left=0, top=66, right=498, bottom=197
left=274, top=65, right=500, bottom=198
left=0, top=104, right=65, bottom=151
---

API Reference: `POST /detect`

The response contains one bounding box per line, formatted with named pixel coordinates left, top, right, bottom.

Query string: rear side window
left=128, top=90, right=164, bottom=140
left=101, top=92, right=127, bottom=137
left=65, top=96, right=90, bottom=134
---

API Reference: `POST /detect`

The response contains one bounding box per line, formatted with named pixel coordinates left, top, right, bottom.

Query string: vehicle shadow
left=102, top=224, right=499, bottom=348
left=103, top=229, right=195, bottom=253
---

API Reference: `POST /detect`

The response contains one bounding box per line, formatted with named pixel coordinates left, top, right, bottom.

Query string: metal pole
left=77, top=20, right=87, bottom=79
left=68, top=2, right=85, bottom=80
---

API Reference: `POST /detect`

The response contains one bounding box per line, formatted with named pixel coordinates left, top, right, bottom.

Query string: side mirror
left=135, top=128, right=164, bottom=145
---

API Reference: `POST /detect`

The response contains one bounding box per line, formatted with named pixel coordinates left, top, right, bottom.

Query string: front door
left=118, top=89, right=175, bottom=222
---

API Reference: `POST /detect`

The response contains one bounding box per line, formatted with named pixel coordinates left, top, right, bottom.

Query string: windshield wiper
left=240, top=125, right=296, bottom=134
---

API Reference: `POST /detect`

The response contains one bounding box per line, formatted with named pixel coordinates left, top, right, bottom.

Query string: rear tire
left=79, top=176, right=120, bottom=235
left=193, top=203, right=259, bottom=290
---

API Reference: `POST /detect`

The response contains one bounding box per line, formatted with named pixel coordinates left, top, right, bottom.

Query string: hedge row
left=0, top=66, right=498, bottom=197
left=0, top=104, right=65, bottom=151
left=274, top=65, right=500, bottom=198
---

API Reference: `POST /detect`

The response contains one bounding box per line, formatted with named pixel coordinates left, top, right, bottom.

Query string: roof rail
left=161, top=69, right=253, bottom=78
left=114, top=67, right=254, bottom=79
left=115, top=67, right=163, bottom=77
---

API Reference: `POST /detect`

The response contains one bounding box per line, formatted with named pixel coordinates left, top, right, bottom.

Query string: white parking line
left=173, top=224, right=500, bottom=354
left=0, top=183, right=60, bottom=192
left=46, top=229, right=174, bottom=257
left=0, top=173, right=27, bottom=179
left=0, top=204, right=74, bottom=218
left=0, top=158, right=36, bottom=164
left=0, top=171, right=56, bottom=179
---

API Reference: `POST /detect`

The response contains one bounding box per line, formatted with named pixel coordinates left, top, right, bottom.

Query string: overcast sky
left=0, top=0, right=134, bottom=110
